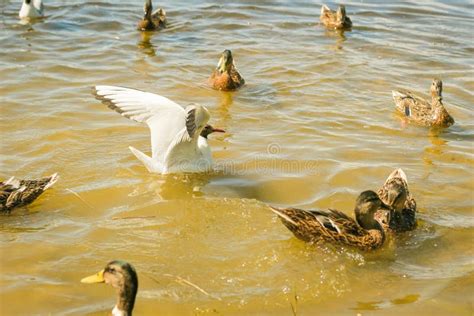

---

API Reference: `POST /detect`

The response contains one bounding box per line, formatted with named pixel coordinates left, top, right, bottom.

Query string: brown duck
left=320, top=4, right=352, bottom=30
left=208, top=49, right=245, bottom=91
left=137, top=0, right=166, bottom=31
left=0, top=173, right=58, bottom=212
left=376, top=168, right=417, bottom=232
left=270, top=191, right=390, bottom=251
left=392, top=78, right=454, bottom=128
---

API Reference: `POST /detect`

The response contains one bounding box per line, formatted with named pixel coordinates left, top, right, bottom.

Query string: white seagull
left=19, top=0, right=44, bottom=19
left=93, top=86, right=225, bottom=174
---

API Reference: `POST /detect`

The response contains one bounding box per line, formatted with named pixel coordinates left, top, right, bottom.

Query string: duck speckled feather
left=208, top=50, right=245, bottom=91
left=376, top=169, right=417, bottom=232
left=0, top=173, right=58, bottom=212
left=270, top=191, right=389, bottom=251
left=392, top=78, right=454, bottom=128
left=137, top=0, right=166, bottom=31
left=320, top=4, right=352, bottom=30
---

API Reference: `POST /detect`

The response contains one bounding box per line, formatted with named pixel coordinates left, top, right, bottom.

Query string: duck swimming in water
left=320, top=4, right=352, bottom=30
left=137, top=0, right=166, bottom=31
left=19, top=0, right=44, bottom=19
left=376, top=168, right=417, bottom=232
left=82, top=260, right=138, bottom=316
left=270, top=191, right=390, bottom=251
left=208, top=50, right=245, bottom=91
left=392, top=78, right=454, bottom=128
left=0, top=173, right=58, bottom=213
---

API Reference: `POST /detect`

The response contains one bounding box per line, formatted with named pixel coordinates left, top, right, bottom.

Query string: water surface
left=0, top=0, right=473, bottom=315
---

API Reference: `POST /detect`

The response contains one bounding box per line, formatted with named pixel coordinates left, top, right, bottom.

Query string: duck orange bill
left=81, top=269, right=105, bottom=283
left=212, top=128, right=225, bottom=133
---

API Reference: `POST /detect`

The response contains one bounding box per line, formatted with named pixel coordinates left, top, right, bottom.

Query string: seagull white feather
left=93, top=86, right=224, bottom=174
left=19, top=0, right=44, bottom=19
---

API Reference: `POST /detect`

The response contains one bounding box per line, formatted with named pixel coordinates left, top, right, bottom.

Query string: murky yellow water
left=1, top=0, right=473, bottom=315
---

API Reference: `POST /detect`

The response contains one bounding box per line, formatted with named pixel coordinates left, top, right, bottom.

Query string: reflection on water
left=137, top=32, right=156, bottom=57
left=1, top=0, right=473, bottom=315
left=323, top=28, right=348, bottom=50
left=353, top=293, right=420, bottom=311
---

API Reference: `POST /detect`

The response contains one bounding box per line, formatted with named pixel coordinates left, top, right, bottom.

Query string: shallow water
left=1, top=0, right=473, bottom=315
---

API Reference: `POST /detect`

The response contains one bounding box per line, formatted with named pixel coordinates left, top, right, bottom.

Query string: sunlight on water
left=0, top=0, right=473, bottom=315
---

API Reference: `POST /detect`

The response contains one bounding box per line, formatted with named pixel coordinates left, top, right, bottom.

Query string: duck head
left=336, top=5, right=347, bottom=23
left=384, top=169, right=408, bottom=212
left=430, top=78, right=443, bottom=101
left=81, top=260, right=138, bottom=316
left=216, top=50, right=234, bottom=74
left=200, top=125, right=225, bottom=139
left=354, top=190, right=391, bottom=232
left=143, top=0, right=153, bottom=19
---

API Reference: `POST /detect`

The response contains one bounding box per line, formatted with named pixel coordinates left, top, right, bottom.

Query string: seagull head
left=200, top=125, right=225, bottom=139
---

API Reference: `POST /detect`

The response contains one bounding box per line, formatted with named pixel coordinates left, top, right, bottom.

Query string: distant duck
left=82, top=260, right=138, bottom=316
left=376, top=169, right=417, bottom=232
left=320, top=4, right=352, bottom=30
left=137, top=0, right=166, bottom=31
left=208, top=50, right=245, bottom=91
left=19, top=0, right=44, bottom=19
left=93, top=86, right=225, bottom=174
left=0, top=173, right=58, bottom=212
left=392, top=78, right=455, bottom=128
left=270, top=191, right=390, bottom=251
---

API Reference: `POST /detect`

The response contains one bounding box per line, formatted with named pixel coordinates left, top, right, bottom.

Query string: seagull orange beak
left=211, top=127, right=225, bottom=133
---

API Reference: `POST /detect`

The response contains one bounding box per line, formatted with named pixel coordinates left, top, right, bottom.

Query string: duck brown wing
left=325, top=209, right=365, bottom=236
left=270, top=207, right=327, bottom=242
left=0, top=174, right=58, bottom=212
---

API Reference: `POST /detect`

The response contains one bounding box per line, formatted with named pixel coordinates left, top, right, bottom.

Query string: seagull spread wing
left=93, top=85, right=186, bottom=162
left=162, top=105, right=209, bottom=171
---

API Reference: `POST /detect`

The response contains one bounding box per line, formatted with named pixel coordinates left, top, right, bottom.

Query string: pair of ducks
left=320, top=5, right=454, bottom=128
left=81, top=168, right=416, bottom=315
left=136, top=0, right=245, bottom=92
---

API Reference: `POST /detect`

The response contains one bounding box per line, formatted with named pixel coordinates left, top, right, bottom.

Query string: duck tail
left=43, top=173, right=59, bottom=190
left=129, top=146, right=162, bottom=173
left=269, top=206, right=298, bottom=226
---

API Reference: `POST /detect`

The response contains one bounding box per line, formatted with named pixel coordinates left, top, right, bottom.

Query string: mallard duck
left=320, top=4, right=352, bottom=30
left=270, top=191, right=390, bottom=251
left=392, top=78, right=454, bottom=128
left=208, top=50, right=245, bottom=91
left=93, top=86, right=225, bottom=174
left=0, top=173, right=58, bottom=213
left=81, top=260, right=138, bottom=316
left=19, top=0, right=44, bottom=19
left=137, top=0, right=166, bottom=31
left=376, top=168, right=417, bottom=232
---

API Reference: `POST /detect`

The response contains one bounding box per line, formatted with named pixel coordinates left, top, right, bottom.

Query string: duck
left=376, top=168, right=417, bottom=232
left=0, top=173, right=58, bottom=213
left=208, top=50, right=245, bottom=91
left=137, top=0, right=166, bottom=31
left=81, top=260, right=138, bottom=316
left=320, top=4, right=352, bottom=30
left=392, top=78, right=455, bottom=128
left=19, top=0, right=44, bottom=19
left=93, top=86, right=225, bottom=174
left=270, top=191, right=390, bottom=251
